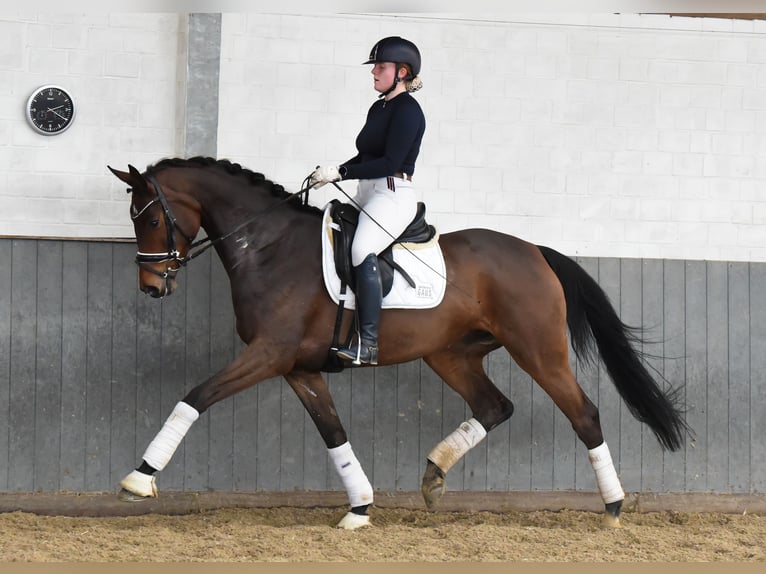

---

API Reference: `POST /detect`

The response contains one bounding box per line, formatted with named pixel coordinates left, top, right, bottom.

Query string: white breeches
left=350, top=176, right=417, bottom=266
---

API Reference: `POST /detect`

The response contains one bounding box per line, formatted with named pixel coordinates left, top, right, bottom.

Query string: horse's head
left=108, top=164, right=201, bottom=298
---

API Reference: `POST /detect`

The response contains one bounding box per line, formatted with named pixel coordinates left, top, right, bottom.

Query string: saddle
left=328, top=199, right=436, bottom=296
left=322, top=199, right=437, bottom=373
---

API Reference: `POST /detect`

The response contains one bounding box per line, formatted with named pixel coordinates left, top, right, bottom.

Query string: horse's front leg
left=285, top=370, right=373, bottom=530
left=118, top=343, right=288, bottom=501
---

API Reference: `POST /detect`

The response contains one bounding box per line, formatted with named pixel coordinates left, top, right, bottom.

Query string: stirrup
left=336, top=342, right=378, bottom=365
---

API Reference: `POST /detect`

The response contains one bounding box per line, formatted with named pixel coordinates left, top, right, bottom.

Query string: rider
left=310, top=36, right=426, bottom=365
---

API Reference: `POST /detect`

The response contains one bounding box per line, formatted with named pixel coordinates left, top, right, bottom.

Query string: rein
left=135, top=172, right=313, bottom=277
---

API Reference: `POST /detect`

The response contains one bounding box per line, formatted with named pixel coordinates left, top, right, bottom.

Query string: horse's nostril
left=142, top=285, right=162, bottom=298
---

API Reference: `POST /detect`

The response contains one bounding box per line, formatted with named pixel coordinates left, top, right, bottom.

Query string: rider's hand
left=309, top=165, right=341, bottom=188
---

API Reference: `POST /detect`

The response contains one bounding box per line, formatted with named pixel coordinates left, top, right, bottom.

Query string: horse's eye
left=150, top=219, right=160, bottom=228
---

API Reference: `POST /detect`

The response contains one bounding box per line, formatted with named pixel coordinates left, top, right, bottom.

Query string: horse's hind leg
left=284, top=370, right=373, bottom=530
left=511, top=333, right=625, bottom=528
left=421, top=340, right=515, bottom=510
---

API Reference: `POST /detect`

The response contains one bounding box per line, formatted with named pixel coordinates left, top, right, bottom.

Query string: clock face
left=26, top=85, right=76, bottom=135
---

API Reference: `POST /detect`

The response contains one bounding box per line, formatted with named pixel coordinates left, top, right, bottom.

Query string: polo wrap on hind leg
left=142, top=401, right=200, bottom=471
left=588, top=441, right=625, bottom=504
left=427, top=418, right=487, bottom=473
left=328, top=442, right=373, bottom=507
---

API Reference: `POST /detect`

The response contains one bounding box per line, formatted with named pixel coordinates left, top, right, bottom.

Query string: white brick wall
left=2, top=13, right=766, bottom=263
left=217, top=13, right=766, bottom=262
left=0, top=13, right=182, bottom=238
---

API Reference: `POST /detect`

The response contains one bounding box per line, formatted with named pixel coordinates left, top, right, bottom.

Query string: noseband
left=131, top=173, right=198, bottom=281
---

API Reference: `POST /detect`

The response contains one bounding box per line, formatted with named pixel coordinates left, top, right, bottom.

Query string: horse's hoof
left=602, top=499, right=623, bottom=528
left=602, top=513, right=622, bottom=528
left=336, top=512, right=371, bottom=530
left=118, top=470, right=158, bottom=500
left=421, top=460, right=446, bottom=510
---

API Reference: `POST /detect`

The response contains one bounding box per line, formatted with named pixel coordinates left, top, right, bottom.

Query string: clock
left=26, top=85, right=76, bottom=135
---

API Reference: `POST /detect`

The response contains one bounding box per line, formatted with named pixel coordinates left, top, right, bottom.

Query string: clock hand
left=47, top=105, right=65, bottom=112
left=49, top=109, right=68, bottom=120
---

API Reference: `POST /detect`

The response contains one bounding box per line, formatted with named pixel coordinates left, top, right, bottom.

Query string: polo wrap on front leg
left=588, top=441, right=625, bottom=504
left=427, top=418, right=487, bottom=473
left=142, top=401, right=200, bottom=471
left=328, top=442, right=373, bottom=508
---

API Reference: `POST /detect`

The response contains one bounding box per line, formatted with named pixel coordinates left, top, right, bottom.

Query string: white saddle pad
left=321, top=203, right=446, bottom=310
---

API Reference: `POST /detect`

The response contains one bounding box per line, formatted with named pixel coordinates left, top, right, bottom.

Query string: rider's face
left=371, top=62, right=398, bottom=93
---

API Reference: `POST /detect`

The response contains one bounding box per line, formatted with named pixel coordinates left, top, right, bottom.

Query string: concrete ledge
left=0, top=491, right=764, bottom=517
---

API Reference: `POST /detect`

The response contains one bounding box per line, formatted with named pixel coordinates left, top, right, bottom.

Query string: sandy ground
left=0, top=506, right=764, bottom=562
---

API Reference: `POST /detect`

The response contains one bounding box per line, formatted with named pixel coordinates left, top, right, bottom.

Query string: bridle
left=131, top=171, right=314, bottom=283
left=131, top=173, right=199, bottom=282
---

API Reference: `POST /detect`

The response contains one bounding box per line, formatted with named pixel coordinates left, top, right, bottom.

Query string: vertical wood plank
left=183, top=250, right=211, bottom=491
left=109, top=243, right=137, bottom=490
left=0, top=241, right=12, bottom=491
left=395, top=360, right=420, bottom=491
left=486, top=349, right=511, bottom=491
left=573, top=257, right=599, bottom=492
left=727, top=262, right=750, bottom=491
left=750, top=263, right=766, bottom=492
left=685, top=260, right=707, bottom=491
left=60, top=242, right=88, bottom=492
left=207, top=254, right=236, bottom=491
left=640, top=258, right=665, bottom=492
left=85, top=243, right=113, bottom=491
left=596, top=258, right=623, bottom=476
left=9, top=240, right=37, bottom=491
left=34, top=241, right=63, bottom=491
left=326, top=369, right=351, bottom=492
left=280, top=374, right=305, bottom=491
left=706, top=261, right=728, bottom=491
left=372, top=365, right=398, bottom=491
left=662, top=259, right=687, bottom=491
left=349, top=368, right=376, bottom=492
left=157, top=271, right=187, bottom=491
left=508, top=359, right=533, bottom=490
left=253, top=380, right=280, bottom=490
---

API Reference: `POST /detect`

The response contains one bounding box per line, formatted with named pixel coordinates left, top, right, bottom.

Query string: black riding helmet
left=364, top=36, right=421, bottom=97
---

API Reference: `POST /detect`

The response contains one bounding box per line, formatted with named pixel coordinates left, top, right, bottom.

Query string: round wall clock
left=26, top=85, right=76, bottom=135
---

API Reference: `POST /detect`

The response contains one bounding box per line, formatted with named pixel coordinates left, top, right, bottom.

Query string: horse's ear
left=108, top=164, right=149, bottom=194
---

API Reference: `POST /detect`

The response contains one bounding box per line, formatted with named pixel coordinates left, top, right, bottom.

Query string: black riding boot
left=336, top=253, right=382, bottom=365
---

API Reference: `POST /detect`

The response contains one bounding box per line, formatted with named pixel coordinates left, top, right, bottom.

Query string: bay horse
left=108, top=157, right=688, bottom=529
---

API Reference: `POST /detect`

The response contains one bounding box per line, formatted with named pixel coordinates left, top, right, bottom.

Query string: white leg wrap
left=588, top=441, right=625, bottom=504
left=427, top=418, right=487, bottom=473
left=328, top=442, right=373, bottom=508
left=142, top=401, right=200, bottom=471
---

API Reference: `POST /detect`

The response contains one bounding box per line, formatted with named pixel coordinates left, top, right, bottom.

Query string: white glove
left=310, top=165, right=341, bottom=188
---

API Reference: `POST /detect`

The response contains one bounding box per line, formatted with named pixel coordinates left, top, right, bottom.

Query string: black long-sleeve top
left=340, top=93, right=426, bottom=180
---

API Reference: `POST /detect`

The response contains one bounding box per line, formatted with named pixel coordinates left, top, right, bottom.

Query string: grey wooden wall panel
left=84, top=243, right=113, bottom=491
left=207, top=252, right=237, bottom=491
left=109, top=244, right=138, bottom=490
left=685, top=260, right=707, bottom=492
left=728, top=262, right=750, bottom=492
left=706, top=261, right=729, bottom=492
left=662, top=260, right=687, bottom=492
left=372, top=365, right=398, bottom=491
left=0, top=240, right=12, bottom=492
left=640, top=258, right=664, bottom=493
left=751, top=264, right=766, bottom=492
left=597, top=258, right=623, bottom=477
left=9, top=240, right=37, bottom=491
left=35, top=241, right=63, bottom=492
left=1, top=238, right=766, bottom=496
left=60, top=242, right=88, bottom=491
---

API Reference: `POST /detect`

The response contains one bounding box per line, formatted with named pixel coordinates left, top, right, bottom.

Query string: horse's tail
left=537, top=245, right=689, bottom=451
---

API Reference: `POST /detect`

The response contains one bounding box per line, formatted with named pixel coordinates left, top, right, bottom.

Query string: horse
left=108, top=157, right=689, bottom=529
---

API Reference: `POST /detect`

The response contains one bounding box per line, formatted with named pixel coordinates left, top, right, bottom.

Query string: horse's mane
left=145, top=156, right=321, bottom=214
